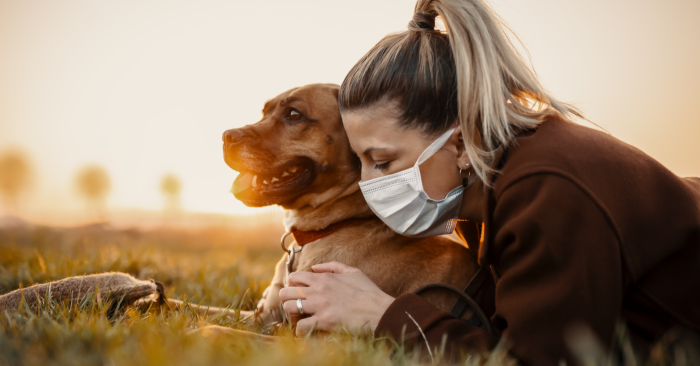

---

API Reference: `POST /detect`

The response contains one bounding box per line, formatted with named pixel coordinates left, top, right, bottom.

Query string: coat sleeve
left=374, top=174, right=625, bottom=366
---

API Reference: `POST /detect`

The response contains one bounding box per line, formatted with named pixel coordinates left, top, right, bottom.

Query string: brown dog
left=222, top=83, right=479, bottom=327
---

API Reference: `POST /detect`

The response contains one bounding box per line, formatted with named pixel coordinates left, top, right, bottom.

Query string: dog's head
left=223, top=83, right=359, bottom=208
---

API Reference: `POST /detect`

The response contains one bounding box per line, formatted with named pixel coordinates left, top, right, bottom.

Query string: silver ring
left=296, top=298, right=305, bottom=315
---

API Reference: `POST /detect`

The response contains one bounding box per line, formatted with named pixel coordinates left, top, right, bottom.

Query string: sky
left=0, top=0, right=698, bottom=220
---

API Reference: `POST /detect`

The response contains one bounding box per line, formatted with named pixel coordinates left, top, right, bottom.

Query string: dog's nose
left=223, top=129, right=245, bottom=145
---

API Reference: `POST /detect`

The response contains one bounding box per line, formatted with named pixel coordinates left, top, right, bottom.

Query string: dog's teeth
left=263, top=179, right=269, bottom=185
left=271, top=177, right=279, bottom=183
left=252, top=175, right=258, bottom=188
left=281, top=171, right=290, bottom=178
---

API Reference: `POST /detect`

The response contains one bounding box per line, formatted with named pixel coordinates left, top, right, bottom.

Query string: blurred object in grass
left=75, top=165, right=111, bottom=221
left=0, top=149, right=31, bottom=215
left=0, top=272, right=161, bottom=315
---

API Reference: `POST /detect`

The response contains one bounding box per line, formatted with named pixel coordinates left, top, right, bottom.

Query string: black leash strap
left=412, top=266, right=494, bottom=335
left=413, top=282, right=495, bottom=336
left=450, top=266, right=490, bottom=318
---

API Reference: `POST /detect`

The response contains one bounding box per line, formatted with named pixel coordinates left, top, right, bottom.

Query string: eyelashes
left=354, top=158, right=389, bottom=171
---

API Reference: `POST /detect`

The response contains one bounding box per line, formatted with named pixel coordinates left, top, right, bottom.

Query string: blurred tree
left=75, top=165, right=111, bottom=221
left=0, top=150, right=31, bottom=214
left=160, top=174, right=182, bottom=212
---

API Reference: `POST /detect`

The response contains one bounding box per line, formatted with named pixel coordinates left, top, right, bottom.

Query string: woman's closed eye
left=374, top=162, right=390, bottom=170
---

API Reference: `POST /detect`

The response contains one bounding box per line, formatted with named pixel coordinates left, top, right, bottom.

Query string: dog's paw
left=84, top=273, right=158, bottom=305
left=108, top=282, right=160, bottom=306
left=256, top=286, right=272, bottom=314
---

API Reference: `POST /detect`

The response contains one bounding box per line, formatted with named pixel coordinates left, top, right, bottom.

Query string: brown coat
left=374, top=117, right=700, bottom=365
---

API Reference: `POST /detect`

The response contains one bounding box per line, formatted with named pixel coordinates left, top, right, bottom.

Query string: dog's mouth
left=230, top=157, right=317, bottom=206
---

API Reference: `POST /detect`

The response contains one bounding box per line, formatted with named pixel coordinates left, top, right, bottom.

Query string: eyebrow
left=362, top=147, right=387, bottom=156
left=261, top=96, right=303, bottom=115
left=280, top=96, right=302, bottom=107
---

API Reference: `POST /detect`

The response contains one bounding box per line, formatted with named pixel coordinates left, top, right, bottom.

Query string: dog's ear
left=327, top=84, right=339, bottom=100
left=332, top=87, right=339, bottom=100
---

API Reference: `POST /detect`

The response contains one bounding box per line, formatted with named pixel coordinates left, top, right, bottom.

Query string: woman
left=278, top=0, right=700, bottom=364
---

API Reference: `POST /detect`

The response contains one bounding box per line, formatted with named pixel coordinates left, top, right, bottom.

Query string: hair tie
left=408, top=11, right=437, bottom=32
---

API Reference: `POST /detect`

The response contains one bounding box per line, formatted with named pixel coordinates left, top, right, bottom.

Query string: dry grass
left=0, top=224, right=510, bottom=365
left=0, top=224, right=697, bottom=366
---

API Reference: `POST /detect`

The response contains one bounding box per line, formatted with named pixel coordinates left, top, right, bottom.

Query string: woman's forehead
left=342, top=107, right=400, bottom=141
left=342, top=107, right=431, bottom=154
left=342, top=103, right=397, bottom=126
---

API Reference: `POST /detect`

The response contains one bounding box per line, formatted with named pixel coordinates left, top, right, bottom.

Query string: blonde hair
left=339, top=0, right=581, bottom=184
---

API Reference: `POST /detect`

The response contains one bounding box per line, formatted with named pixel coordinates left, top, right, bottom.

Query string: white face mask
left=359, top=128, right=464, bottom=238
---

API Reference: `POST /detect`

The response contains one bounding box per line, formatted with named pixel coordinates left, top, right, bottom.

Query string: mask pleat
left=365, top=186, right=419, bottom=216
left=392, top=197, right=428, bottom=233
left=403, top=200, right=441, bottom=234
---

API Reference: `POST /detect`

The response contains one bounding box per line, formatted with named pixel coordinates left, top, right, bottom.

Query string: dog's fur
left=223, top=83, right=479, bottom=324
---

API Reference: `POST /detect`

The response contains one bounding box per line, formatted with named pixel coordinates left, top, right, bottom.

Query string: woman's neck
left=458, top=179, right=485, bottom=222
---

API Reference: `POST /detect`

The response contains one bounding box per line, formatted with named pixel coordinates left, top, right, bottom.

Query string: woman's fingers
left=311, top=261, right=361, bottom=274
left=274, top=262, right=393, bottom=336
left=286, top=271, right=318, bottom=287
left=285, top=263, right=364, bottom=289
left=278, top=286, right=309, bottom=303
left=281, top=297, right=317, bottom=316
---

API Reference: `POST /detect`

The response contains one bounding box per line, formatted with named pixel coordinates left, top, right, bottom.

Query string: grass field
left=0, top=223, right=697, bottom=365
left=0, top=223, right=511, bottom=366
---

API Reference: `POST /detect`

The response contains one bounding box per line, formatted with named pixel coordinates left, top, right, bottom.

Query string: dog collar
left=281, top=217, right=373, bottom=290
left=291, top=218, right=373, bottom=247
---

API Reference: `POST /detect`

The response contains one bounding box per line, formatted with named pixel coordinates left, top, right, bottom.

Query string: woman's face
left=342, top=101, right=466, bottom=200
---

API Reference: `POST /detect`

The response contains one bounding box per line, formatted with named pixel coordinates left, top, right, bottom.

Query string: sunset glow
left=1, top=0, right=698, bottom=225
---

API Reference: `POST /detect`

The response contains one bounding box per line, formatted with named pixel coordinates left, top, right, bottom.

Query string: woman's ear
left=451, top=129, right=471, bottom=172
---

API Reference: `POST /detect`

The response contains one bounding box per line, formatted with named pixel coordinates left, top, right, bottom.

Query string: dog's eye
left=284, top=108, right=305, bottom=123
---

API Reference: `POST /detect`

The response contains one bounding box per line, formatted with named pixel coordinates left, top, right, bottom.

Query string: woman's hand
left=279, top=261, right=395, bottom=337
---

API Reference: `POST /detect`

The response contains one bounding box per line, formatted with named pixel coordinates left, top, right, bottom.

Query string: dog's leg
left=258, top=254, right=288, bottom=324
left=167, top=299, right=255, bottom=319
left=0, top=272, right=159, bottom=313
left=167, top=254, right=288, bottom=323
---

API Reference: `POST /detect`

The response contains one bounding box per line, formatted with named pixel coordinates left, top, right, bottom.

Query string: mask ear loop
left=413, top=128, right=457, bottom=192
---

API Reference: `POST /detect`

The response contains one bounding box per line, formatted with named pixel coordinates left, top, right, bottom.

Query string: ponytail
left=339, top=0, right=581, bottom=184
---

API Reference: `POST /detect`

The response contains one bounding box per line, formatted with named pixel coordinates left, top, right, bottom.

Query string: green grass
left=1, top=224, right=698, bottom=366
